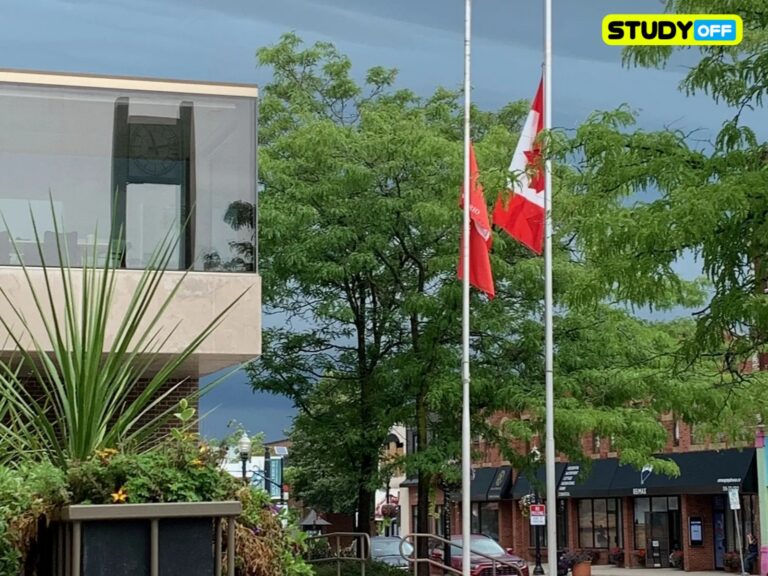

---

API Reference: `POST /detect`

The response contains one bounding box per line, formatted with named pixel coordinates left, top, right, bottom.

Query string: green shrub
left=311, top=560, right=407, bottom=576
left=0, top=462, right=67, bottom=575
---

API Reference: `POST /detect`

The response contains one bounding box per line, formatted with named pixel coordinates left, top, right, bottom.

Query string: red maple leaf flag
left=493, top=78, right=545, bottom=254
left=458, top=143, right=495, bottom=299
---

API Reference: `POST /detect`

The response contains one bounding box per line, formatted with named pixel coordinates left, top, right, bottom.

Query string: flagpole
left=543, top=0, right=557, bottom=573
left=461, top=0, right=472, bottom=575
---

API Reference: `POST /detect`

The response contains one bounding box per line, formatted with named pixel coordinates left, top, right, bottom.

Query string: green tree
left=247, top=37, right=718, bottom=575
left=559, top=0, right=768, bottom=432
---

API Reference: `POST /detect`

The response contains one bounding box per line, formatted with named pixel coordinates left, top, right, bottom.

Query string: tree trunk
left=416, top=387, right=432, bottom=576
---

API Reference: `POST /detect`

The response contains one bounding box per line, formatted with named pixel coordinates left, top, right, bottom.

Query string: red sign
left=530, top=504, right=546, bottom=526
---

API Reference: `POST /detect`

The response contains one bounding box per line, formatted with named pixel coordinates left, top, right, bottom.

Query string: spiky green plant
left=0, top=207, right=249, bottom=466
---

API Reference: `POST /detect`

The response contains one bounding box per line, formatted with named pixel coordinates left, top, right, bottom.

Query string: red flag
left=493, top=78, right=545, bottom=254
left=458, top=144, right=495, bottom=299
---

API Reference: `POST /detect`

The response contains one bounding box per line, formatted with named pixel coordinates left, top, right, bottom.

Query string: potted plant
left=609, top=547, right=624, bottom=567
left=724, top=551, right=742, bottom=572
left=633, top=548, right=647, bottom=567
left=669, top=549, right=684, bottom=569
left=559, top=550, right=592, bottom=576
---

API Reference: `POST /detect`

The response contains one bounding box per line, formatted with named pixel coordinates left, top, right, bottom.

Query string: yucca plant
left=0, top=206, right=249, bottom=466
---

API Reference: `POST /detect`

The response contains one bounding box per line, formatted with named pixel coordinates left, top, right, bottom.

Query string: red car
left=430, top=535, right=529, bottom=576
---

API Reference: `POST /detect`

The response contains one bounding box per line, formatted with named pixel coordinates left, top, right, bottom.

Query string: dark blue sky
left=0, top=0, right=759, bottom=441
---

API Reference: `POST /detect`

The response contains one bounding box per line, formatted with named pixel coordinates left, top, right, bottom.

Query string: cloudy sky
left=0, top=0, right=755, bottom=441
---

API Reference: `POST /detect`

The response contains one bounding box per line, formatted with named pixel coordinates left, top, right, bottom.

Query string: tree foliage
left=248, top=31, right=737, bottom=545
left=560, top=0, right=768, bottom=431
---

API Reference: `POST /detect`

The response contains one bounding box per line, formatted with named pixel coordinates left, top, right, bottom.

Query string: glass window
left=479, top=503, right=499, bottom=542
left=579, top=500, right=594, bottom=548
left=634, top=497, right=650, bottom=549
left=578, top=499, right=622, bottom=549
left=471, top=503, right=480, bottom=534
left=0, top=82, right=256, bottom=272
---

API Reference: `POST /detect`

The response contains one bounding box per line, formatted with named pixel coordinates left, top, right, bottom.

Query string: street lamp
left=531, top=446, right=544, bottom=576
left=264, top=447, right=272, bottom=496
left=238, top=433, right=252, bottom=486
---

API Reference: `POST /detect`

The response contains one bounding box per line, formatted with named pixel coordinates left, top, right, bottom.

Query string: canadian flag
left=458, top=143, right=495, bottom=299
left=493, top=78, right=545, bottom=254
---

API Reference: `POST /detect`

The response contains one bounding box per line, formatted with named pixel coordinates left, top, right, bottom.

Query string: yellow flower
left=190, top=458, right=204, bottom=467
left=111, top=488, right=128, bottom=503
left=95, top=448, right=118, bottom=461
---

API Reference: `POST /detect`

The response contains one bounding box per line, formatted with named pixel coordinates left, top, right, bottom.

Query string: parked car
left=371, top=536, right=413, bottom=569
left=430, top=535, right=529, bottom=576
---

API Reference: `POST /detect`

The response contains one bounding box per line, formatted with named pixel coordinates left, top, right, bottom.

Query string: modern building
left=0, top=69, right=261, bottom=413
left=407, top=418, right=760, bottom=572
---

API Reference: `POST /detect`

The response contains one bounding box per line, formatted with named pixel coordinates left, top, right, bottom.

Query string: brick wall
left=682, top=495, right=715, bottom=571
left=21, top=376, right=199, bottom=444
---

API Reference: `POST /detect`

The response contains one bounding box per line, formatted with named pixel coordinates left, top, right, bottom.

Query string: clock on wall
left=128, top=123, right=181, bottom=178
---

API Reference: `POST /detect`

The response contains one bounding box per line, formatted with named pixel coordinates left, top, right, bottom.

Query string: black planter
left=44, top=502, right=241, bottom=576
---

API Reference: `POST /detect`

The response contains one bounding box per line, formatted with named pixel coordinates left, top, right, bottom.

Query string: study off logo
left=603, top=14, right=743, bottom=45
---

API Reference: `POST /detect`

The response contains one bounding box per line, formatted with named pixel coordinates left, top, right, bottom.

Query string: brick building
left=402, top=418, right=759, bottom=572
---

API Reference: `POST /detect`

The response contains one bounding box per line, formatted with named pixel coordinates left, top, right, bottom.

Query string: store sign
left=728, top=486, right=740, bottom=510
left=530, top=504, right=546, bottom=526
left=557, top=464, right=580, bottom=497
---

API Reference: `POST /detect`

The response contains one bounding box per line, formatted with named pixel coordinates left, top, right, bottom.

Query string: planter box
left=43, top=502, right=241, bottom=576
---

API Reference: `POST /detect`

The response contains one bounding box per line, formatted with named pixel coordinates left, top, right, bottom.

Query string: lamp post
left=238, top=433, right=252, bottom=486
left=264, top=447, right=272, bottom=497
left=531, top=446, right=544, bottom=576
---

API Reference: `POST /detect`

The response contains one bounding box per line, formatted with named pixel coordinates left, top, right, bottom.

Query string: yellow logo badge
left=602, top=14, right=743, bottom=45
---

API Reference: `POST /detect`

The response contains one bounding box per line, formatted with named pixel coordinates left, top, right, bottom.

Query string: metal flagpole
left=461, top=0, right=472, bottom=575
left=543, top=0, right=558, bottom=573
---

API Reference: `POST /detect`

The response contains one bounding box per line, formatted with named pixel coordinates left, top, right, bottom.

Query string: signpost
left=530, top=504, right=546, bottom=526
left=729, top=487, right=745, bottom=575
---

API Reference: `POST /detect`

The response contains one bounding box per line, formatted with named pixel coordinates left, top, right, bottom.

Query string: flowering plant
left=519, top=493, right=536, bottom=518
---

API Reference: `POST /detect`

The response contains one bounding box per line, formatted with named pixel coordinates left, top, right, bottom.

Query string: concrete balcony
left=0, top=266, right=261, bottom=378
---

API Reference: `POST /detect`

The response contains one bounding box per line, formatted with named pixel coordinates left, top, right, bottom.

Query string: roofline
left=0, top=68, right=258, bottom=98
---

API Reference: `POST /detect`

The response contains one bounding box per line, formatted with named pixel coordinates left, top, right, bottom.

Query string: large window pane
left=593, top=499, right=608, bottom=548
left=0, top=83, right=256, bottom=272
left=579, top=500, right=594, bottom=548
left=480, top=503, right=499, bottom=542
left=634, top=498, right=650, bottom=549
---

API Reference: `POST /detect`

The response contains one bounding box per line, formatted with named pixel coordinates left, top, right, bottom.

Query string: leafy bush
left=0, top=462, right=67, bottom=575
left=232, top=487, right=313, bottom=576
left=66, top=402, right=238, bottom=505
left=311, top=560, right=407, bottom=576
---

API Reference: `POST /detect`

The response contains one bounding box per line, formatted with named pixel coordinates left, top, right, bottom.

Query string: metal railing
left=304, top=532, right=372, bottom=576
left=401, top=533, right=525, bottom=576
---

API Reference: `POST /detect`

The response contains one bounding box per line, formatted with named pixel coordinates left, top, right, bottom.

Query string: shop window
left=479, top=502, right=500, bottom=542
left=578, top=498, right=622, bottom=549
left=691, top=424, right=706, bottom=445
left=471, top=503, right=480, bottom=534
left=673, top=420, right=680, bottom=447
left=528, top=500, right=568, bottom=549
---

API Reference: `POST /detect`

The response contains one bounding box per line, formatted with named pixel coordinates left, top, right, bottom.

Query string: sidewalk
left=529, top=564, right=722, bottom=576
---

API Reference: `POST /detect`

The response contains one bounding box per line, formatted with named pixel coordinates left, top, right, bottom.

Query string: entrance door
left=645, top=512, right=671, bottom=567
left=714, top=511, right=726, bottom=569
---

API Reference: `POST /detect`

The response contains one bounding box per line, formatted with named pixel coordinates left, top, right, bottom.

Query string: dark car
left=371, top=536, right=413, bottom=569
left=430, top=535, right=529, bottom=576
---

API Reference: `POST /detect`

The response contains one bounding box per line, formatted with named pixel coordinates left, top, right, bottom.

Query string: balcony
left=0, top=70, right=261, bottom=376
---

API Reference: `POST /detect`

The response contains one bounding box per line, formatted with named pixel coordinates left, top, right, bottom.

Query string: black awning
left=557, top=459, right=619, bottom=498
left=470, top=467, right=498, bottom=501
left=487, top=466, right=513, bottom=501
left=512, top=463, right=567, bottom=499
left=608, top=448, right=756, bottom=496
left=399, top=476, right=418, bottom=488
